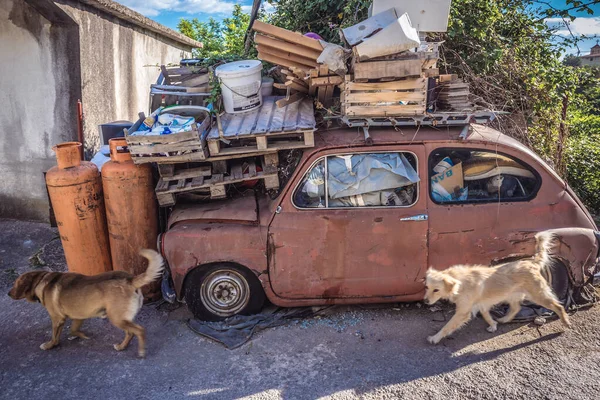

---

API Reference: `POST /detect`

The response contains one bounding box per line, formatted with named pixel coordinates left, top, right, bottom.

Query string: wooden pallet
left=341, top=76, right=428, bottom=117
left=207, top=96, right=316, bottom=156
left=125, top=110, right=211, bottom=164
left=351, top=49, right=439, bottom=83
left=155, top=154, right=280, bottom=206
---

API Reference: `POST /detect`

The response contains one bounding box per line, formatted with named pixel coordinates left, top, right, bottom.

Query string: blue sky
left=117, top=0, right=600, bottom=55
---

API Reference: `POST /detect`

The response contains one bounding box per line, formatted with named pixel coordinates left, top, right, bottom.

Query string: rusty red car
left=158, top=124, right=599, bottom=320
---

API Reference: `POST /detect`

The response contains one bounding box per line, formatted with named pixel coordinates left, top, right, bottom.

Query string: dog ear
left=9, top=272, right=45, bottom=300
left=443, top=276, right=461, bottom=296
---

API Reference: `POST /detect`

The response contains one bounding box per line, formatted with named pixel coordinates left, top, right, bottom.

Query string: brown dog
left=423, top=231, right=571, bottom=344
left=8, top=249, right=163, bottom=357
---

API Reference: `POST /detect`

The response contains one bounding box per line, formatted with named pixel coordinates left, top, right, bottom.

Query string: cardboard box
left=431, top=162, right=464, bottom=194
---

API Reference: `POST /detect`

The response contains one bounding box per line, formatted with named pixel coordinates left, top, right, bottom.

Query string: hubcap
left=200, top=269, right=250, bottom=317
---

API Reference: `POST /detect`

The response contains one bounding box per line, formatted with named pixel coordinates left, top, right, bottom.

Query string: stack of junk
left=46, top=0, right=497, bottom=290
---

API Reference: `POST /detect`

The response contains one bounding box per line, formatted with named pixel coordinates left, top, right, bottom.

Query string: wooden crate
left=155, top=154, right=280, bottom=206
left=125, top=110, right=211, bottom=164
left=341, top=76, right=428, bottom=117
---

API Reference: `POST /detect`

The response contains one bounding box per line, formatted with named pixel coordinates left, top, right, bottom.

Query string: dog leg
left=68, top=319, right=90, bottom=341
left=113, top=320, right=146, bottom=358
left=530, top=293, right=572, bottom=329
left=428, top=310, right=471, bottom=344
left=480, top=308, right=498, bottom=332
left=498, top=301, right=522, bottom=324
left=114, top=332, right=134, bottom=352
left=40, top=318, right=65, bottom=350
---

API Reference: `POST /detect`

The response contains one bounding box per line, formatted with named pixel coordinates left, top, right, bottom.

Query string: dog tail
left=534, top=231, right=557, bottom=271
left=133, top=249, right=164, bottom=289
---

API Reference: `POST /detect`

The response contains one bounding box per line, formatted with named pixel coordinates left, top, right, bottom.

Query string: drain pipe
left=77, top=99, right=84, bottom=160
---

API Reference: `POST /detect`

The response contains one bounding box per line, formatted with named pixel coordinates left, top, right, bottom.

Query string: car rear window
left=428, top=148, right=540, bottom=204
left=293, top=152, right=420, bottom=209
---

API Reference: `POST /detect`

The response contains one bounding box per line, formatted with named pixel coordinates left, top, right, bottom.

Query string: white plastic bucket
left=261, top=76, right=274, bottom=97
left=215, top=60, right=263, bottom=114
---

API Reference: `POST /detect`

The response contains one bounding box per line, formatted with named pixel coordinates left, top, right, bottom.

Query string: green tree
left=177, top=4, right=252, bottom=59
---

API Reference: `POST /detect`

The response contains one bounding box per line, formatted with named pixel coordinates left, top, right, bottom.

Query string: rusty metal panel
left=168, top=195, right=258, bottom=228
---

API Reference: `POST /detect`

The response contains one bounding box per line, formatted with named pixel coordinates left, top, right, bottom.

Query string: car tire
left=548, top=258, right=570, bottom=303
left=184, top=263, right=266, bottom=321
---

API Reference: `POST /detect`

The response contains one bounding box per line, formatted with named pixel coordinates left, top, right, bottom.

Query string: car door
left=267, top=146, right=429, bottom=299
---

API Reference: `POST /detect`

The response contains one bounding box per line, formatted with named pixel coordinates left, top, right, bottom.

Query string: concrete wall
left=0, top=0, right=192, bottom=221
left=55, top=0, right=191, bottom=157
left=0, top=0, right=79, bottom=221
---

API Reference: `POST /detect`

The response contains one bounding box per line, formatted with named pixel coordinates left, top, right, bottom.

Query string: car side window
left=294, top=152, right=420, bottom=209
left=429, top=149, right=540, bottom=204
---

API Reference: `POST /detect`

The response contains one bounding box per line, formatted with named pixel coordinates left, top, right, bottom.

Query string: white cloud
left=117, top=0, right=249, bottom=17
left=546, top=16, right=600, bottom=37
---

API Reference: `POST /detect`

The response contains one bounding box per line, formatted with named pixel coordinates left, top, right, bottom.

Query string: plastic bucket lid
left=215, top=60, right=262, bottom=79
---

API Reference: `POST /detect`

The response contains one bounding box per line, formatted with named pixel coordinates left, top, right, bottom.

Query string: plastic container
left=102, top=138, right=160, bottom=301
left=215, top=60, right=263, bottom=114
left=261, top=76, right=274, bottom=97
left=46, top=142, right=112, bottom=275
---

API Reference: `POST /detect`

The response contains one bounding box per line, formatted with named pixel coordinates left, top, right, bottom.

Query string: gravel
left=1, top=219, right=600, bottom=400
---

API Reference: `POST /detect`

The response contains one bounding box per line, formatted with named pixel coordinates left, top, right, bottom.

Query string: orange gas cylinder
left=102, top=138, right=160, bottom=300
left=46, top=142, right=112, bottom=275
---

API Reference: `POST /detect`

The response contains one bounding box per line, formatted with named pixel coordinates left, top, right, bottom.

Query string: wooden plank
left=264, top=176, right=280, bottom=190
left=276, top=93, right=305, bottom=108
left=212, top=161, right=227, bottom=174
left=317, top=86, right=326, bottom=106
left=212, top=173, right=224, bottom=184
left=324, top=85, right=334, bottom=108
left=310, top=76, right=343, bottom=86
left=177, top=179, right=187, bottom=190
left=210, top=185, right=227, bottom=199
left=252, top=21, right=324, bottom=52
left=256, top=136, right=268, bottom=150
left=309, top=69, right=319, bottom=78
left=270, top=101, right=286, bottom=132
left=345, top=91, right=426, bottom=103
left=156, top=193, right=176, bottom=207
left=423, top=68, right=440, bottom=78
left=284, top=80, right=308, bottom=93
left=439, top=74, right=458, bottom=82
left=297, top=98, right=316, bottom=129
left=155, top=179, right=170, bottom=193
left=303, top=130, right=315, bottom=147
left=248, top=162, right=257, bottom=177
left=157, top=164, right=175, bottom=177
left=126, top=130, right=199, bottom=145
left=160, top=65, right=171, bottom=85
left=345, top=78, right=427, bottom=91
left=132, top=152, right=207, bottom=164
left=318, top=64, right=329, bottom=76
left=257, top=45, right=317, bottom=68
left=178, top=74, right=210, bottom=87
left=191, top=176, right=204, bottom=188
left=258, top=52, right=311, bottom=73
left=283, top=100, right=301, bottom=131
left=168, top=166, right=212, bottom=180
left=255, top=35, right=320, bottom=61
left=207, top=140, right=312, bottom=156
left=208, top=140, right=220, bottom=155
left=286, top=75, right=309, bottom=88
left=345, top=105, right=426, bottom=117
left=263, top=153, right=279, bottom=174
left=354, top=60, right=422, bottom=81
left=231, top=163, right=243, bottom=180
left=128, top=143, right=205, bottom=154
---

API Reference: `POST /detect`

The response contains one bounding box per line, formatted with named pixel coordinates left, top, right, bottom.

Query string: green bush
left=565, top=134, right=600, bottom=214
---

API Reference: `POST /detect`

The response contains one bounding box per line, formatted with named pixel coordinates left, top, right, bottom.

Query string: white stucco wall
left=0, top=0, right=73, bottom=221
left=0, top=0, right=194, bottom=221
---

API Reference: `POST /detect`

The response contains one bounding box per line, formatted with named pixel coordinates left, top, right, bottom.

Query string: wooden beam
left=345, top=91, right=426, bottom=103
left=276, top=93, right=306, bottom=108
left=252, top=20, right=324, bottom=52
left=284, top=80, right=309, bottom=93
left=345, top=105, right=426, bottom=117
left=354, top=60, right=423, bottom=81
left=310, top=76, right=343, bottom=86
left=255, top=34, right=321, bottom=61
left=257, top=52, right=310, bottom=73
left=345, top=78, right=427, bottom=91
left=256, top=44, right=317, bottom=68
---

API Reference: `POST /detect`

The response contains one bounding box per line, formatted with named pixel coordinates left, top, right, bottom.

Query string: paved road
left=1, top=219, right=599, bottom=400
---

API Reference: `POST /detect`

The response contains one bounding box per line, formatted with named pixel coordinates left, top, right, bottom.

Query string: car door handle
left=400, top=214, right=428, bottom=222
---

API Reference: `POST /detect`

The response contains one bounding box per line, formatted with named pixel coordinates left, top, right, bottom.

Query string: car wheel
left=184, top=263, right=265, bottom=321
left=548, top=258, right=570, bottom=302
